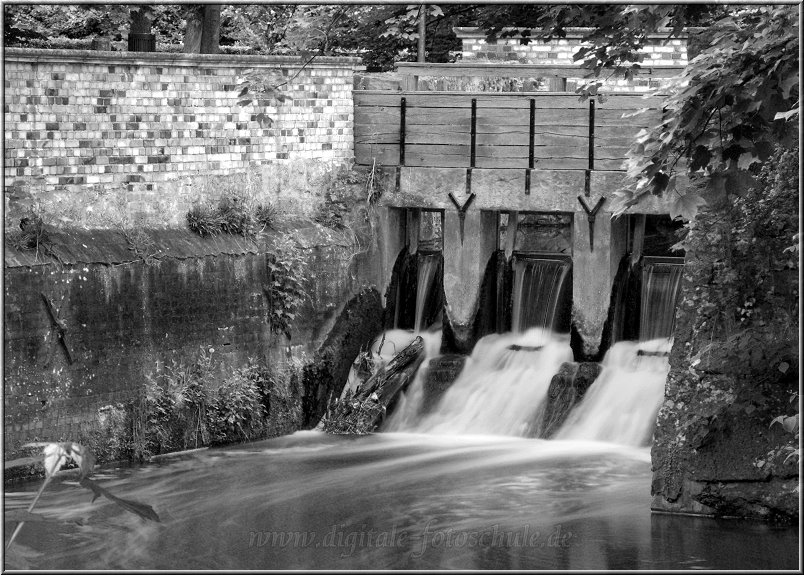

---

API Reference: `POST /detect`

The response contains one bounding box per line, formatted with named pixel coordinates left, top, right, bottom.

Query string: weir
left=639, top=257, right=684, bottom=341
left=358, top=62, right=684, bottom=357
left=511, top=256, right=571, bottom=333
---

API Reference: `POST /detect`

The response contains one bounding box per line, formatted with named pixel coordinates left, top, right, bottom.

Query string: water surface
left=4, top=432, right=798, bottom=570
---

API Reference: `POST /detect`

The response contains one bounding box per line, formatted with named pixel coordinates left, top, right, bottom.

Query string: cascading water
left=639, top=257, right=684, bottom=341
left=553, top=338, right=671, bottom=446
left=511, top=257, right=570, bottom=333
left=388, top=328, right=573, bottom=436
left=414, top=253, right=441, bottom=333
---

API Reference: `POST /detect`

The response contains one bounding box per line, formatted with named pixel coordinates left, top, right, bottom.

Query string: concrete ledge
left=386, top=167, right=674, bottom=214
left=3, top=47, right=363, bottom=69
left=4, top=222, right=358, bottom=268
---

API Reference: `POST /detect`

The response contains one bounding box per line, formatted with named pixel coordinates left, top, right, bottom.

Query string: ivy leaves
left=615, top=6, right=799, bottom=218
left=265, top=238, right=309, bottom=340
left=236, top=68, right=288, bottom=128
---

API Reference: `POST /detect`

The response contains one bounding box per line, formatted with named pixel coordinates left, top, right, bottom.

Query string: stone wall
left=651, top=168, right=799, bottom=523
left=3, top=48, right=361, bottom=228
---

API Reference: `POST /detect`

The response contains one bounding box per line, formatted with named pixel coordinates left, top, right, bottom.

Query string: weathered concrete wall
left=3, top=223, right=381, bottom=453
left=4, top=48, right=361, bottom=228
left=442, top=209, right=498, bottom=353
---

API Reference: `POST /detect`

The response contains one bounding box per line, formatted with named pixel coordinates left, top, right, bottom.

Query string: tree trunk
left=358, top=335, right=425, bottom=402
left=183, top=5, right=203, bottom=53
left=130, top=6, right=152, bottom=35
left=201, top=5, right=221, bottom=54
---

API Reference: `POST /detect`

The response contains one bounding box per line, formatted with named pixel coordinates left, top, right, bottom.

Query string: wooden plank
left=354, top=125, right=399, bottom=144
left=593, top=145, right=633, bottom=160
left=597, top=95, right=665, bottom=109
left=407, top=130, right=471, bottom=146
left=474, top=156, right=530, bottom=169
left=595, top=109, right=663, bottom=125
left=354, top=108, right=401, bottom=125
left=474, top=95, right=588, bottom=109
left=593, top=115, right=662, bottom=127
left=474, top=157, right=589, bottom=170
left=355, top=92, right=588, bottom=109
left=354, top=144, right=399, bottom=166
left=476, top=144, right=531, bottom=159
left=594, top=125, right=654, bottom=139
left=476, top=131, right=530, bottom=147
left=476, top=109, right=588, bottom=127
left=405, top=109, right=472, bottom=126
left=355, top=133, right=399, bottom=145
left=476, top=124, right=589, bottom=137
left=477, top=132, right=589, bottom=149
left=405, top=147, right=470, bottom=168
left=594, top=159, right=628, bottom=171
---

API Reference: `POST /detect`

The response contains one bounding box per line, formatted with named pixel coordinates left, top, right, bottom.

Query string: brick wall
left=455, top=27, right=688, bottom=66
left=3, top=49, right=362, bottom=227
left=454, top=27, right=688, bottom=92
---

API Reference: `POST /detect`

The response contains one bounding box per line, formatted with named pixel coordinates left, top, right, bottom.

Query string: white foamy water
left=414, top=253, right=441, bottom=333
left=395, top=328, right=573, bottom=436
left=554, top=338, right=671, bottom=446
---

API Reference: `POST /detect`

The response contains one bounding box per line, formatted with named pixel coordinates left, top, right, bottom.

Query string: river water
left=4, top=328, right=799, bottom=569
left=3, top=432, right=798, bottom=570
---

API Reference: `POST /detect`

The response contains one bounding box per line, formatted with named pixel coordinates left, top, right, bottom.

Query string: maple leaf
left=669, top=191, right=707, bottom=221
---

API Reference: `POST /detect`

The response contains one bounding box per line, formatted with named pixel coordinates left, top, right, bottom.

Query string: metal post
left=400, top=97, right=406, bottom=166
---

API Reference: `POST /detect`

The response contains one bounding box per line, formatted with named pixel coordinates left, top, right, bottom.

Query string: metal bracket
left=41, top=292, right=74, bottom=364
left=399, top=96, right=406, bottom=166
left=448, top=192, right=476, bottom=244
left=577, top=196, right=606, bottom=252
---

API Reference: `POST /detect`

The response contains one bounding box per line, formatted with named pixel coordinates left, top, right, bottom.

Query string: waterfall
left=414, top=253, right=441, bottom=333
left=554, top=339, right=670, bottom=446
left=639, top=257, right=683, bottom=341
left=511, top=257, right=570, bottom=333
left=394, top=329, right=573, bottom=436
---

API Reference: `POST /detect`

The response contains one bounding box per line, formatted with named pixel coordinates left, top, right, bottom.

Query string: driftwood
left=322, top=336, right=425, bottom=434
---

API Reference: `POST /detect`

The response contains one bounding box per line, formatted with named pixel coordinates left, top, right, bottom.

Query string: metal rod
left=470, top=98, right=477, bottom=168
left=525, top=169, right=531, bottom=195
left=584, top=169, right=591, bottom=197
left=466, top=168, right=472, bottom=196
left=400, top=97, right=406, bottom=166
left=529, top=98, right=535, bottom=169
left=588, top=98, right=595, bottom=170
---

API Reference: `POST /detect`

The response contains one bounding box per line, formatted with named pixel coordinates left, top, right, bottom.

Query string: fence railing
left=354, top=91, right=664, bottom=172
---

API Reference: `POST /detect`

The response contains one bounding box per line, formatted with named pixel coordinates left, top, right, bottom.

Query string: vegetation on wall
left=134, top=348, right=301, bottom=458
left=264, top=238, right=309, bottom=340
left=187, top=194, right=276, bottom=239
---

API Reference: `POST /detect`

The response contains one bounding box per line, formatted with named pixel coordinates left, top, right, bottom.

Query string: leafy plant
left=208, top=365, right=267, bottom=442
left=264, top=238, right=309, bottom=339
left=611, top=5, right=798, bottom=219
left=137, top=350, right=294, bottom=457
left=186, top=194, right=276, bottom=239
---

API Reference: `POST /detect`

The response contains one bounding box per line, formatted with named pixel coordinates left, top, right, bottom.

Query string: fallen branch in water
left=5, top=441, right=159, bottom=550
left=322, top=336, right=425, bottom=434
